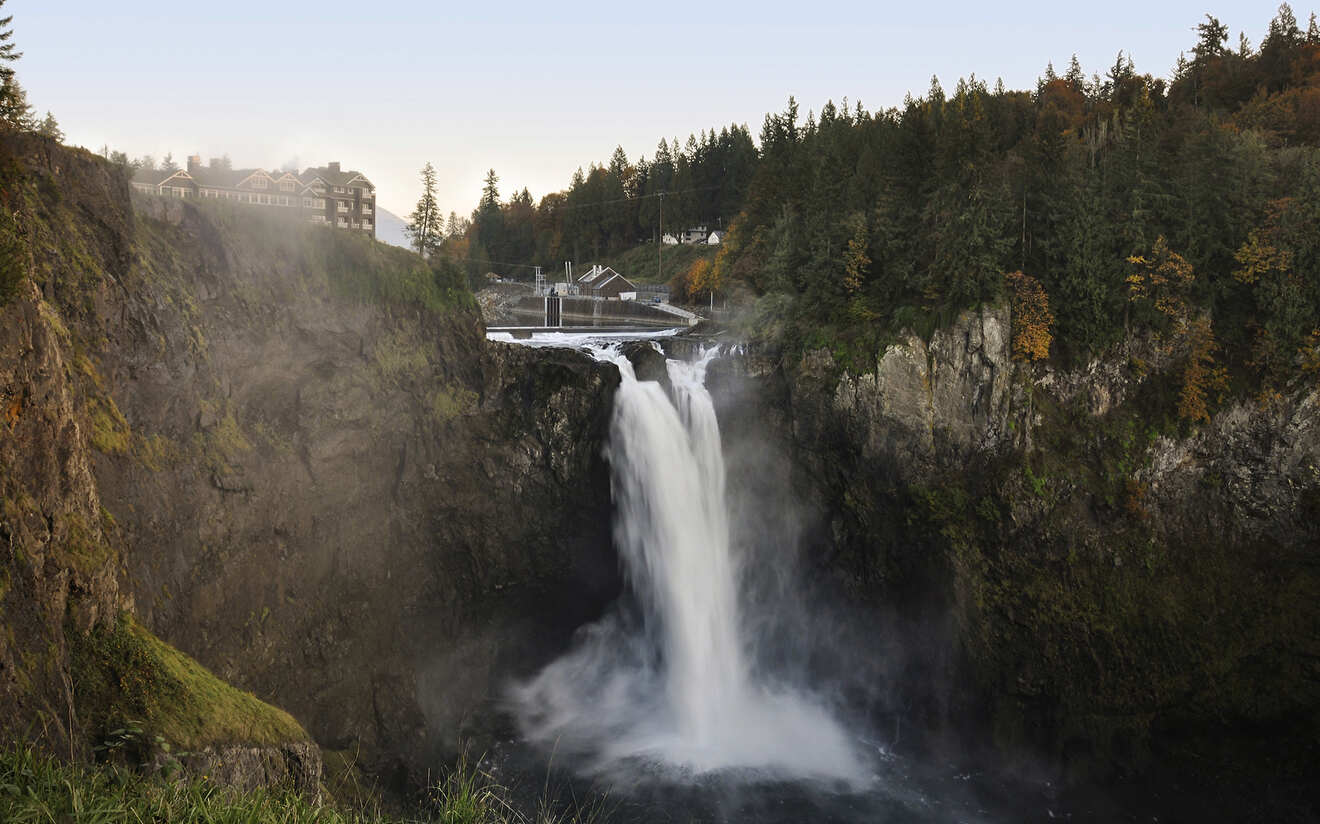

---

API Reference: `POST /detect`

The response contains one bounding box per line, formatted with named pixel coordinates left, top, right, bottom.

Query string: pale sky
left=15, top=1, right=1292, bottom=217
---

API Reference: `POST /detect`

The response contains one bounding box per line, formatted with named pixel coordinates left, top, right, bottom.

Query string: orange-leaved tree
left=1126, top=235, right=1195, bottom=328
left=1004, top=270, right=1054, bottom=361
left=686, top=257, right=713, bottom=303
left=1128, top=236, right=1226, bottom=422
left=842, top=213, right=870, bottom=296
left=1302, top=329, right=1320, bottom=380
left=1178, top=315, right=1228, bottom=423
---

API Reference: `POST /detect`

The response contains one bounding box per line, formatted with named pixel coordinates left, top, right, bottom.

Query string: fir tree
left=406, top=162, right=442, bottom=259
left=0, top=73, right=31, bottom=130
left=1064, top=54, right=1085, bottom=92
left=36, top=110, right=60, bottom=142
left=0, top=0, right=20, bottom=82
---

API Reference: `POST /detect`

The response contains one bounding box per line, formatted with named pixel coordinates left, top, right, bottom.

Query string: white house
left=662, top=233, right=679, bottom=245
left=680, top=225, right=709, bottom=244
left=707, top=230, right=725, bottom=245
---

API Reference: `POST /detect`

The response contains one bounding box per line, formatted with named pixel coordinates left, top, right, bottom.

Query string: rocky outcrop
left=180, top=741, right=322, bottom=796
left=825, top=306, right=1021, bottom=479
left=0, top=268, right=126, bottom=758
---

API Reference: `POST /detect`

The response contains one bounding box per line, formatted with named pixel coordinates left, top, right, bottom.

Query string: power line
left=434, top=254, right=541, bottom=271
left=545, top=183, right=725, bottom=213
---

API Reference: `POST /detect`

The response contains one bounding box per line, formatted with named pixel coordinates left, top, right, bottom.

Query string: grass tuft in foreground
left=0, top=742, right=610, bottom=824
left=1, top=742, right=369, bottom=824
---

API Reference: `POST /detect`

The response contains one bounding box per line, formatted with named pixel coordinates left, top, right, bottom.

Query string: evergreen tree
left=1065, top=54, right=1085, bottom=92
left=480, top=168, right=500, bottom=209
left=639, top=139, right=673, bottom=241
left=0, top=73, right=31, bottom=130
left=0, top=0, right=28, bottom=132
left=0, top=0, right=20, bottom=83
left=406, top=162, right=442, bottom=259
left=472, top=169, right=504, bottom=268
left=36, top=110, right=60, bottom=142
left=1193, top=15, right=1229, bottom=61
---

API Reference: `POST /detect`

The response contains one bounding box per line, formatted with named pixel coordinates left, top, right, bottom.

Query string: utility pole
left=657, top=192, right=665, bottom=283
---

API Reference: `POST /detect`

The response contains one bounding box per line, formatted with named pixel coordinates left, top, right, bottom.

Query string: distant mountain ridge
left=375, top=206, right=411, bottom=250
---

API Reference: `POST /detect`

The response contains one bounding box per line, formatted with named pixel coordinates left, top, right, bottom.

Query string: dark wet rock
left=621, top=339, right=672, bottom=396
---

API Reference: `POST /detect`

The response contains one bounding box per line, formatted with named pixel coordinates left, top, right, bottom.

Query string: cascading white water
left=513, top=342, right=865, bottom=784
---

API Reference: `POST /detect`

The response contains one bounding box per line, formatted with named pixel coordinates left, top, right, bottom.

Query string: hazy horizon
left=16, top=1, right=1288, bottom=219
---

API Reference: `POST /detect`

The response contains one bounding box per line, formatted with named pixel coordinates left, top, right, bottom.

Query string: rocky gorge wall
left=0, top=134, right=622, bottom=788
left=710, top=305, right=1320, bottom=813
left=0, top=133, right=320, bottom=790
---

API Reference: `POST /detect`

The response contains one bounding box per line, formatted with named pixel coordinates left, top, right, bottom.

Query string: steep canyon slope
left=0, top=134, right=620, bottom=784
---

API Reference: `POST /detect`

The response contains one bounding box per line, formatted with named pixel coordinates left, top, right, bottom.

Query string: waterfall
left=513, top=343, right=865, bottom=784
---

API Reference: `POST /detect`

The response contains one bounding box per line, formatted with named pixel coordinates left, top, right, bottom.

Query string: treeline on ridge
left=434, top=126, right=757, bottom=277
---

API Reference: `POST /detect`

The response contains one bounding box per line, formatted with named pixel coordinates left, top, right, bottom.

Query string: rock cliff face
left=103, top=207, right=620, bottom=783
left=0, top=134, right=317, bottom=782
left=821, top=306, right=1023, bottom=478
left=716, top=304, right=1320, bottom=808
left=0, top=134, right=621, bottom=786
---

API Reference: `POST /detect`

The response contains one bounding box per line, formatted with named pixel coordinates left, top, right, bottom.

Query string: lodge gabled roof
left=132, top=159, right=373, bottom=196
left=303, top=165, right=372, bottom=189
left=232, top=168, right=277, bottom=189
left=132, top=166, right=192, bottom=186
left=187, top=167, right=252, bottom=188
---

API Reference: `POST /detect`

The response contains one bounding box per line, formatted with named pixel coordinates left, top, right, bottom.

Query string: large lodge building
left=131, top=156, right=377, bottom=238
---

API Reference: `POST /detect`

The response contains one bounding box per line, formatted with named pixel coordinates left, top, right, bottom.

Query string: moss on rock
left=70, top=613, right=308, bottom=753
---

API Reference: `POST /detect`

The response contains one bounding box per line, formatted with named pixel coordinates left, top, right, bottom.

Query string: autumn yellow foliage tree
left=1128, top=237, right=1227, bottom=423
left=1302, top=329, right=1320, bottom=379
left=1178, top=315, right=1228, bottom=423
left=1232, top=225, right=1292, bottom=285
left=686, top=257, right=715, bottom=301
left=1126, top=235, right=1194, bottom=327
left=842, top=213, right=870, bottom=296
left=1004, top=270, right=1054, bottom=361
left=707, top=214, right=744, bottom=288
left=1231, top=204, right=1313, bottom=387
